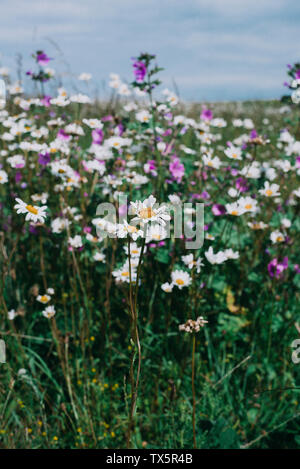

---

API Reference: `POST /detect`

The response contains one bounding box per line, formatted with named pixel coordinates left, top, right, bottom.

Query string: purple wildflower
left=212, top=204, right=226, bottom=216
left=57, top=129, right=70, bottom=140
left=132, top=59, right=147, bottom=83
left=92, top=128, right=104, bottom=145
left=268, top=257, right=288, bottom=279
left=38, top=152, right=51, bottom=166
left=37, top=52, right=52, bottom=66
left=235, top=177, right=249, bottom=193
left=144, top=159, right=157, bottom=177
left=201, top=108, right=213, bottom=121
left=41, top=95, right=51, bottom=107
left=169, top=156, right=184, bottom=183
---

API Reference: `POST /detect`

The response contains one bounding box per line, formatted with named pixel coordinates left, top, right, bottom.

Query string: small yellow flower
left=53, top=436, right=58, bottom=441
left=111, top=431, right=115, bottom=438
left=90, top=336, right=95, bottom=341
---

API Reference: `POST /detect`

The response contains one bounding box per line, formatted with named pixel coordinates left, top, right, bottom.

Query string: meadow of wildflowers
left=0, top=51, right=300, bottom=449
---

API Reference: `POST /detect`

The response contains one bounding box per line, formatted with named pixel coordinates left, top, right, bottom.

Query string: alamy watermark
left=291, top=339, right=300, bottom=364
left=94, top=196, right=204, bottom=250
left=0, top=79, right=6, bottom=110
left=0, top=340, right=6, bottom=363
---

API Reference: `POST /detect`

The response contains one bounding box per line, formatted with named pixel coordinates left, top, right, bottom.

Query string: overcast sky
left=0, top=0, right=299, bottom=101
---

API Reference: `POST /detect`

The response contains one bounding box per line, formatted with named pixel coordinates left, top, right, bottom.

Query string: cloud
left=0, top=0, right=298, bottom=100
left=174, top=72, right=281, bottom=89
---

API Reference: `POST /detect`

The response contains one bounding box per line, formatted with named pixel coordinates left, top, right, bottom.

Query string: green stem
left=192, top=334, right=197, bottom=449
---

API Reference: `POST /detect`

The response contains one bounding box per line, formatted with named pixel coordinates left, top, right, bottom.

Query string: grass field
left=0, top=52, right=300, bottom=449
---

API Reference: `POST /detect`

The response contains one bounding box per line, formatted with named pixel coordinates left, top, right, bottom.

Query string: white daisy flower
left=237, top=196, right=258, bottom=214
left=68, top=235, right=83, bottom=249
left=93, top=252, right=106, bottom=262
left=205, top=247, right=227, bottom=264
left=116, top=221, right=143, bottom=240
left=14, top=198, right=47, bottom=223
left=123, top=242, right=145, bottom=258
left=224, top=249, right=239, bottom=260
left=168, top=194, right=181, bottom=205
left=145, top=224, right=168, bottom=243
left=0, top=169, right=8, bottom=184
left=8, top=309, right=17, bottom=320
left=42, top=305, right=56, bottom=319
left=247, top=221, right=268, bottom=230
left=224, top=146, right=242, bottom=160
left=225, top=202, right=245, bottom=217
left=161, top=282, right=173, bottom=293
left=37, top=294, right=51, bottom=304
left=130, top=195, right=170, bottom=226
left=258, top=182, right=280, bottom=198
left=293, top=188, right=300, bottom=198
left=171, top=270, right=191, bottom=289
left=136, top=110, right=151, bottom=123
left=112, top=265, right=137, bottom=283
left=270, top=230, right=285, bottom=244
left=281, top=218, right=291, bottom=229
left=203, top=154, right=222, bottom=169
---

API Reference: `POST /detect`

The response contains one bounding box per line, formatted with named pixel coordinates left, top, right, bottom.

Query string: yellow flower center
left=40, top=295, right=49, bottom=303
left=245, top=204, right=252, bottom=210
left=132, top=250, right=139, bottom=254
left=139, top=207, right=155, bottom=219
left=266, top=189, right=273, bottom=196
left=231, top=210, right=238, bottom=216
left=176, top=278, right=184, bottom=286
left=121, top=271, right=129, bottom=277
left=26, top=205, right=38, bottom=215
left=232, top=153, right=237, bottom=158
left=277, top=236, right=283, bottom=242
left=127, top=225, right=138, bottom=233
left=50, top=148, right=57, bottom=153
